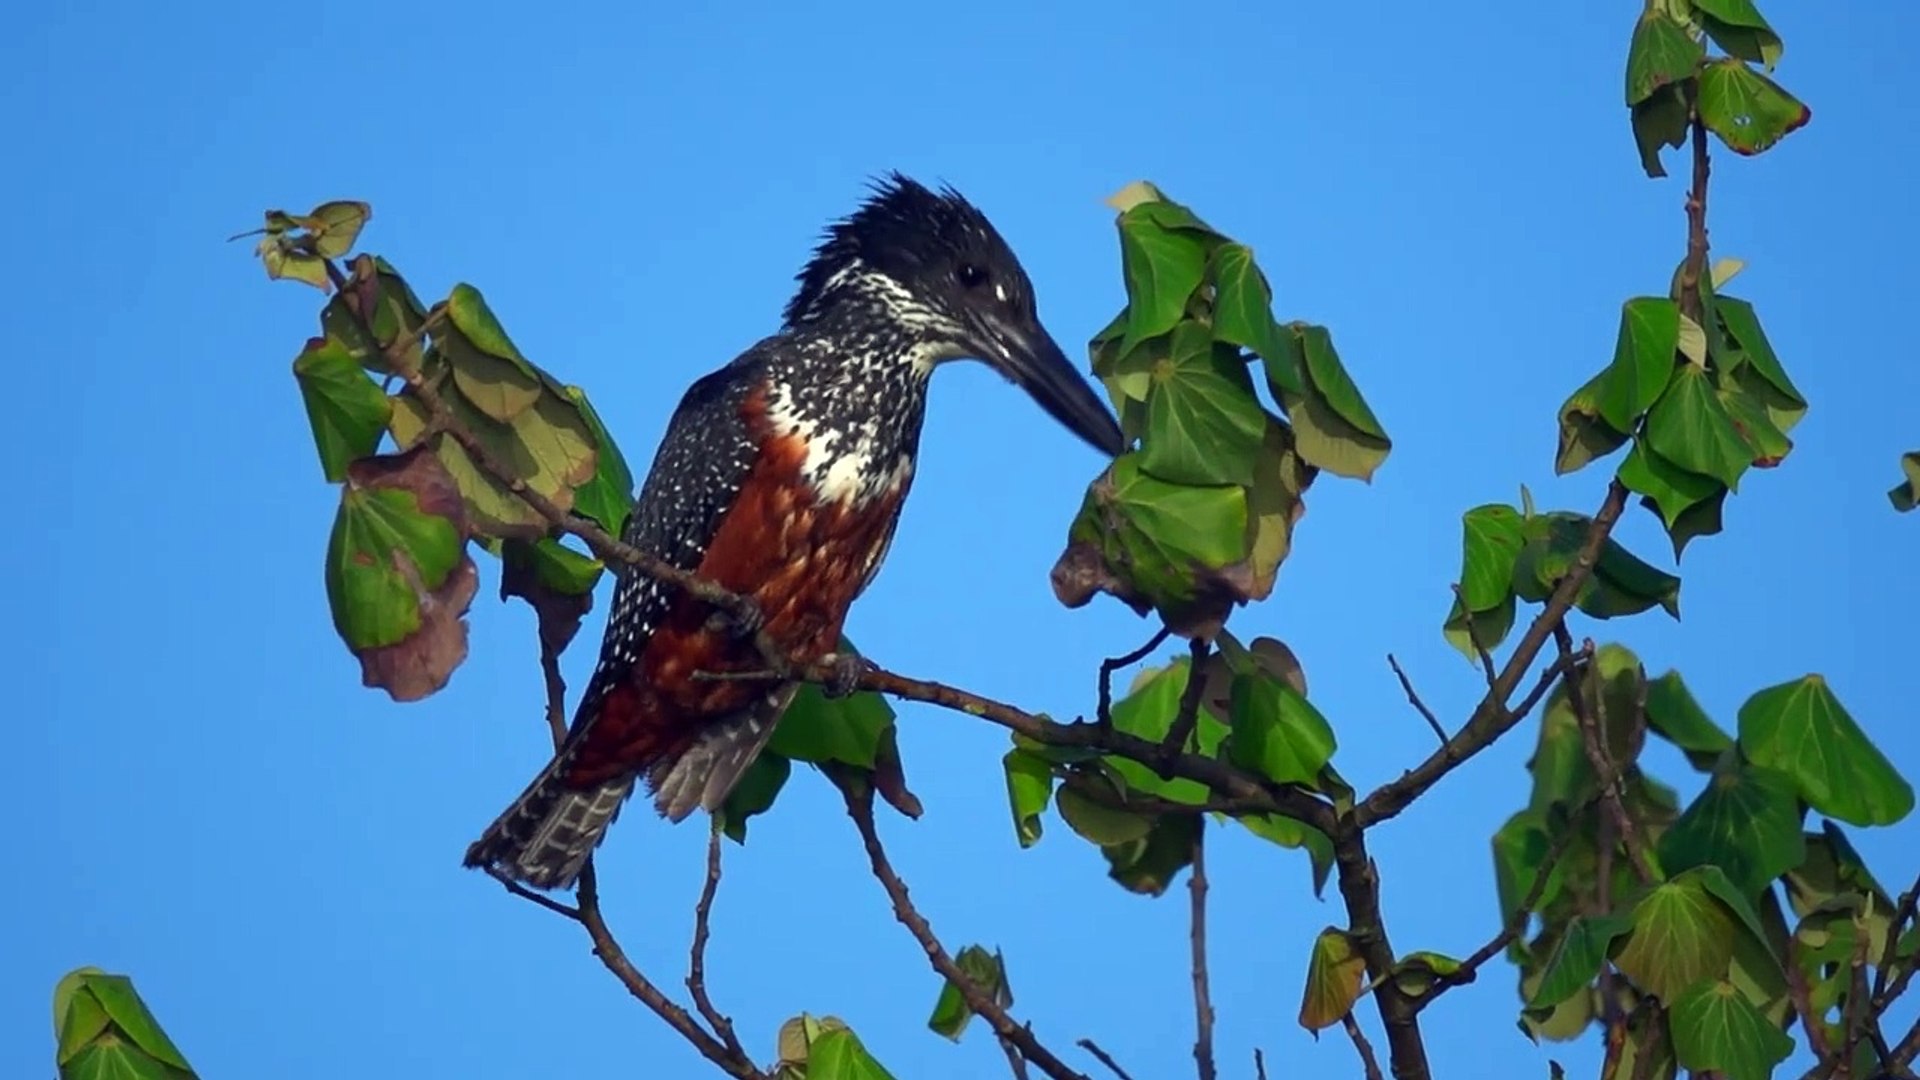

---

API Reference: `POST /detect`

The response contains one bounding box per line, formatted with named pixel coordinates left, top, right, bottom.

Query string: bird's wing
left=563, top=344, right=773, bottom=751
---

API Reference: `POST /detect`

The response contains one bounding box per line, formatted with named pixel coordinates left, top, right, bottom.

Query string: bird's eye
left=955, top=263, right=989, bottom=289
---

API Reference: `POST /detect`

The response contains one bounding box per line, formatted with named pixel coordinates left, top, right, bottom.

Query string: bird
left=463, top=173, right=1126, bottom=890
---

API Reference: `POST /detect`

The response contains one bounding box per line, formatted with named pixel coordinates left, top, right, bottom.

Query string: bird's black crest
left=783, top=172, right=1013, bottom=326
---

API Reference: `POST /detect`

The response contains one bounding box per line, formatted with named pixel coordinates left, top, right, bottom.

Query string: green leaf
left=1528, top=913, right=1635, bottom=1008
left=325, top=450, right=478, bottom=702
left=1209, top=243, right=1302, bottom=394
left=1668, top=980, right=1794, bottom=1080
left=1697, top=58, right=1811, bottom=156
left=1105, top=659, right=1226, bottom=805
left=1458, top=504, right=1525, bottom=611
left=768, top=681, right=895, bottom=769
left=1117, top=204, right=1211, bottom=352
left=1658, top=758, right=1805, bottom=894
left=806, top=1028, right=899, bottom=1080
left=1227, top=672, right=1337, bottom=787
left=1626, top=9, right=1706, bottom=106
left=1614, top=873, right=1739, bottom=1000
left=497, top=536, right=601, bottom=656
left=1299, top=927, right=1367, bottom=1031
left=1101, top=813, right=1198, bottom=896
left=1890, top=451, right=1920, bottom=513
left=1139, top=321, right=1268, bottom=486
left=1632, top=80, right=1693, bottom=179
left=258, top=239, right=330, bottom=291
left=1213, top=242, right=1305, bottom=393
left=1738, top=676, right=1914, bottom=826
left=1237, top=812, right=1334, bottom=897
left=1001, top=748, right=1053, bottom=848
left=392, top=373, right=600, bottom=541
left=1643, top=669, right=1734, bottom=769
left=293, top=335, right=391, bottom=483
left=1715, top=296, right=1805, bottom=410
left=1646, top=365, right=1753, bottom=490
left=54, top=970, right=197, bottom=1080
left=1055, top=783, right=1155, bottom=846
left=1282, top=320, right=1390, bottom=440
left=1492, top=811, right=1565, bottom=932
left=1693, top=0, right=1783, bottom=68
left=1598, top=298, right=1681, bottom=431
left=299, top=200, right=372, bottom=259
left=716, top=752, right=789, bottom=844
left=1444, top=591, right=1516, bottom=661
left=564, top=385, right=636, bottom=534
left=926, top=944, right=1013, bottom=1043
left=327, top=478, right=465, bottom=650
left=1059, top=453, right=1250, bottom=625
left=1619, top=439, right=1724, bottom=559
left=1556, top=369, right=1631, bottom=474
left=1511, top=512, right=1681, bottom=621
left=1717, top=376, right=1792, bottom=467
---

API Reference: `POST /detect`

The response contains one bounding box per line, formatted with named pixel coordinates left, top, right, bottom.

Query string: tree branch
left=1331, top=825, right=1428, bottom=1079
left=1189, top=823, right=1216, bottom=1080
left=842, top=782, right=1091, bottom=1080
left=1555, top=626, right=1658, bottom=883
left=1100, top=626, right=1171, bottom=725
left=1077, top=1040, right=1137, bottom=1080
left=1157, top=637, right=1212, bottom=773
left=1418, top=808, right=1580, bottom=1008
left=1342, top=1013, right=1387, bottom=1080
left=1357, top=479, right=1630, bottom=829
left=1387, top=654, right=1448, bottom=745
left=688, top=825, right=747, bottom=1060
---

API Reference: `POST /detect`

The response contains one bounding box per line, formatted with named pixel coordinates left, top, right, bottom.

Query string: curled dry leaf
left=337, top=447, right=481, bottom=702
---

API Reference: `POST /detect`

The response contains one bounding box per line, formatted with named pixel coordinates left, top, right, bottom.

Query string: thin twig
left=1253, top=1048, right=1268, bottom=1080
left=1387, top=654, right=1448, bottom=744
left=1555, top=626, right=1657, bottom=882
left=687, top=824, right=746, bottom=1058
left=1358, top=480, right=1631, bottom=830
left=1100, top=626, right=1171, bottom=725
left=1189, top=823, right=1216, bottom=1080
left=1157, top=638, right=1213, bottom=774
left=1787, top=960, right=1835, bottom=1063
left=1630, top=1004, right=1666, bottom=1080
left=1421, top=805, right=1582, bottom=1007
left=843, top=784, right=1091, bottom=1080
left=574, top=862, right=768, bottom=1079
left=1342, top=1013, right=1387, bottom=1080
left=1077, top=1040, right=1136, bottom=1080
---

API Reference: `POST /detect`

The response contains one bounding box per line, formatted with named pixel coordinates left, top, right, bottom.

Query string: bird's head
left=785, top=173, right=1126, bottom=458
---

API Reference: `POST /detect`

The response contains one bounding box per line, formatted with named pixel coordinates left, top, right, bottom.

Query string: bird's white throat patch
left=766, top=387, right=915, bottom=506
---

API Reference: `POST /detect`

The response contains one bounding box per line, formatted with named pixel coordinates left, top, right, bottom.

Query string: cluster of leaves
left=1445, top=496, right=1682, bottom=661
left=53, top=968, right=197, bottom=1080
left=1552, top=259, right=1806, bottom=559
left=253, top=202, right=915, bottom=815
left=1625, top=0, right=1809, bottom=177
left=1051, top=181, right=1390, bottom=638
left=1001, top=633, right=1338, bottom=896
left=1491, top=644, right=1915, bottom=1079
left=770, top=1013, right=898, bottom=1079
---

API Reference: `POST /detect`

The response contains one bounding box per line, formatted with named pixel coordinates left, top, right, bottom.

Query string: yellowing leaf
left=1299, top=927, right=1367, bottom=1030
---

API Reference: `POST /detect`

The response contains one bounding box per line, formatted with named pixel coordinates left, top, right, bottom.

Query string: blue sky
left=7, top=2, right=1918, bottom=1078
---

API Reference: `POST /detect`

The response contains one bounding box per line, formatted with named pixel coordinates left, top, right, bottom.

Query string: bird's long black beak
left=978, top=319, right=1127, bottom=457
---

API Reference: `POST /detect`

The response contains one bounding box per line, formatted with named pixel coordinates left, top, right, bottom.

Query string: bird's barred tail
left=463, top=754, right=633, bottom=891
left=464, top=683, right=799, bottom=891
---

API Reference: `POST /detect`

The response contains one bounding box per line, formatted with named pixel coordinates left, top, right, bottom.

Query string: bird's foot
left=819, top=652, right=876, bottom=699
left=706, top=600, right=765, bottom=639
